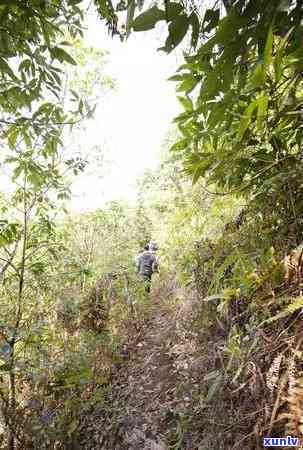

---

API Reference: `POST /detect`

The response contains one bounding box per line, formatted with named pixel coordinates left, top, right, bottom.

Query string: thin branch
left=0, top=257, right=19, bottom=277
left=0, top=117, right=83, bottom=127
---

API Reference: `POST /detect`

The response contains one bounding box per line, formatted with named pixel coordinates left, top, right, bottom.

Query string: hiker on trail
left=135, top=242, right=159, bottom=293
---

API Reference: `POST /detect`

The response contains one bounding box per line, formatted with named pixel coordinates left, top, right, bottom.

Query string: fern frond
left=260, top=296, right=303, bottom=326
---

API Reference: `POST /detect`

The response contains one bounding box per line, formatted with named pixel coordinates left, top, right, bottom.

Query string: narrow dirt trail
left=82, top=293, right=198, bottom=450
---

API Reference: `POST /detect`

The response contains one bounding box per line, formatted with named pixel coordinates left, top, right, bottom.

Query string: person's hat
left=149, top=241, right=158, bottom=251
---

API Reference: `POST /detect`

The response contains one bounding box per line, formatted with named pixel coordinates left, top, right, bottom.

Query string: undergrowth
left=172, top=198, right=303, bottom=449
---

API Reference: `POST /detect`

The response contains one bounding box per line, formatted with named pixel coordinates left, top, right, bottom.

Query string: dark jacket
left=136, top=250, right=158, bottom=278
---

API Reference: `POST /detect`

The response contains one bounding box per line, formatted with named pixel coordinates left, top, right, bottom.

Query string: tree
left=128, top=0, right=303, bottom=242
left=0, top=33, right=114, bottom=447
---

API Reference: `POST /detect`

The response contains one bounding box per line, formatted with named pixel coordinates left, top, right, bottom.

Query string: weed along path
left=80, top=290, right=200, bottom=450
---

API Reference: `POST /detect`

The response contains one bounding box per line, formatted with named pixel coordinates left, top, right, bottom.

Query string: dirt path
left=81, top=294, right=198, bottom=450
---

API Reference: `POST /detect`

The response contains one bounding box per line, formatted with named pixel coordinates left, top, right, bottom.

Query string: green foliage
left=169, top=3, right=303, bottom=206
left=1, top=1, right=302, bottom=447
left=0, top=1, right=83, bottom=120
left=128, top=0, right=303, bottom=221
left=131, top=2, right=199, bottom=53
left=262, top=296, right=303, bottom=325
left=0, top=3, right=117, bottom=442
left=0, top=220, right=21, bottom=247
left=159, top=14, right=189, bottom=53
left=132, top=6, right=165, bottom=31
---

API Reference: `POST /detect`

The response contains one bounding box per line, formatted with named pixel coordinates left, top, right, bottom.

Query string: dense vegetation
left=0, top=0, right=303, bottom=449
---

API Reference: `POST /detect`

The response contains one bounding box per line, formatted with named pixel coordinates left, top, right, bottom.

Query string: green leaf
left=251, top=24, right=274, bottom=87
left=168, top=74, right=185, bottom=82
left=204, top=370, right=221, bottom=381
left=22, top=129, right=32, bottom=148
left=191, top=156, right=214, bottom=184
left=251, top=63, right=264, bottom=88
left=178, top=95, right=193, bottom=112
left=0, top=58, right=18, bottom=81
left=208, top=104, right=225, bottom=129
left=132, top=6, right=165, bottom=31
left=126, top=0, right=136, bottom=37
left=70, top=89, right=79, bottom=100
left=274, top=27, right=294, bottom=82
left=256, top=94, right=268, bottom=130
left=125, top=0, right=136, bottom=38
left=274, top=49, right=284, bottom=83
left=51, top=47, right=77, bottom=65
left=237, top=99, right=258, bottom=142
left=0, top=222, right=20, bottom=247
left=7, top=127, right=19, bottom=150
left=166, top=2, right=183, bottom=21
left=177, top=75, right=199, bottom=93
left=50, top=70, right=62, bottom=86
left=189, top=12, right=200, bottom=49
left=28, top=171, right=43, bottom=188
left=12, top=165, right=24, bottom=181
left=206, top=374, right=222, bottom=402
left=170, top=138, right=189, bottom=152
left=215, top=9, right=241, bottom=44
left=161, top=14, right=189, bottom=53
left=278, top=0, right=289, bottom=10
left=79, top=99, right=84, bottom=114
left=192, top=164, right=203, bottom=184
left=18, top=59, right=31, bottom=75
left=260, top=296, right=303, bottom=326
left=264, top=24, right=274, bottom=70
left=203, top=9, right=220, bottom=33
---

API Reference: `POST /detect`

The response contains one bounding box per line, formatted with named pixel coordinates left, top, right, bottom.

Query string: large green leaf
left=274, top=27, right=294, bottom=82
left=7, top=126, right=19, bottom=150
left=251, top=24, right=274, bottom=87
left=166, top=2, right=183, bottom=20
left=189, top=12, right=200, bottom=49
left=170, top=138, right=189, bottom=152
left=132, top=6, right=165, bottom=31
left=251, top=63, right=264, bottom=88
left=177, top=75, right=199, bottom=93
left=256, top=94, right=269, bottom=130
left=264, top=24, right=274, bottom=70
left=215, top=9, right=240, bottom=43
left=161, top=14, right=189, bottom=53
left=126, top=0, right=136, bottom=37
left=0, top=222, right=21, bottom=247
left=51, top=47, right=77, bottom=65
left=237, top=99, right=258, bottom=142
left=0, top=58, right=18, bottom=81
left=203, top=9, right=220, bottom=33
left=168, top=74, right=185, bottom=82
left=208, top=104, right=226, bottom=129
left=177, top=95, right=193, bottom=112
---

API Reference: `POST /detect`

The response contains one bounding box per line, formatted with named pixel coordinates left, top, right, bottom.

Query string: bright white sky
left=69, top=11, right=182, bottom=212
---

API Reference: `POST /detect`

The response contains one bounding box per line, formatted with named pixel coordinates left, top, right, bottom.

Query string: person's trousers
left=140, top=274, right=152, bottom=293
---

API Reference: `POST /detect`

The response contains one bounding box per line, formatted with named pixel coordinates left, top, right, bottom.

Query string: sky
left=69, top=11, right=182, bottom=212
